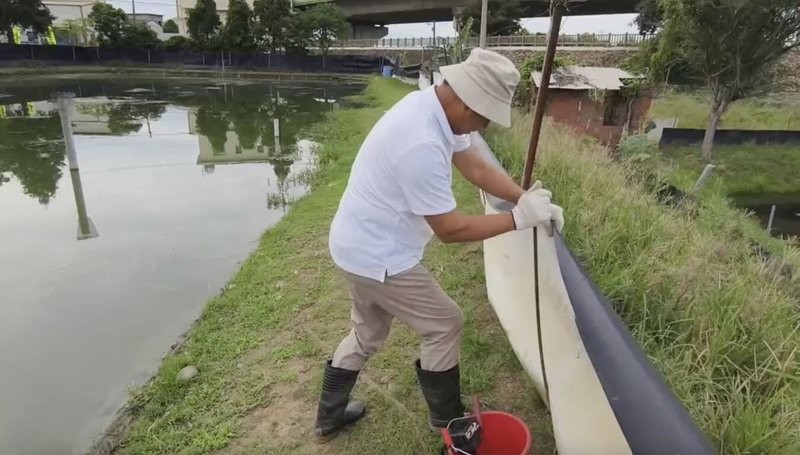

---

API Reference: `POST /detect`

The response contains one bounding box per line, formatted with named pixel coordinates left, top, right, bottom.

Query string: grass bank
left=487, top=115, right=800, bottom=454
left=660, top=145, right=800, bottom=194
left=104, top=78, right=554, bottom=455
left=650, top=91, right=800, bottom=130
left=646, top=91, right=800, bottom=194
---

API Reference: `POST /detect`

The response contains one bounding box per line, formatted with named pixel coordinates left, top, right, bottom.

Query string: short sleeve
left=395, top=143, right=457, bottom=216
left=453, top=134, right=471, bottom=153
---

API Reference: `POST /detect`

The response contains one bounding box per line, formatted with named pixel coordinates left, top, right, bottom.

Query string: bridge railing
left=333, top=33, right=655, bottom=49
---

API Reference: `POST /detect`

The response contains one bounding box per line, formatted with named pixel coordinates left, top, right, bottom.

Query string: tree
left=163, top=35, right=193, bottom=50
left=655, top=0, right=800, bottom=160
left=634, top=0, right=662, bottom=35
left=253, top=0, right=291, bottom=52
left=459, top=0, right=522, bottom=36
left=301, top=4, right=348, bottom=63
left=0, top=0, right=54, bottom=43
left=88, top=3, right=128, bottom=47
left=163, top=19, right=179, bottom=33
left=187, top=0, right=221, bottom=49
left=54, top=18, right=91, bottom=45
left=123, top=23, right=160, bottom=48
left=223, top=0, right=254, bottom=50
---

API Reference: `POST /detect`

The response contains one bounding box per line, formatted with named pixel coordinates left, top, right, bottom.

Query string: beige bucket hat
left=439, top=48, right=520, bottom=128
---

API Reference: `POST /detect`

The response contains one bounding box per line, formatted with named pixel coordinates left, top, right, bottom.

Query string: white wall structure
left=44, top=0, right=103, bottom=25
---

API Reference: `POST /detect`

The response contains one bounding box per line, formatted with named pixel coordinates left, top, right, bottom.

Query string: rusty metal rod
left=522, top=1, right=565, bottom=190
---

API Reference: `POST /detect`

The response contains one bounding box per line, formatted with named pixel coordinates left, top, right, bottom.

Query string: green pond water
left=732, top=192, right=800, bottom=239
left=0, top=77, right=362, bottom=455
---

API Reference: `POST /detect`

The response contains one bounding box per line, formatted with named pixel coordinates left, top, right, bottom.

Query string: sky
left=104, top=0, right=639, bottom=36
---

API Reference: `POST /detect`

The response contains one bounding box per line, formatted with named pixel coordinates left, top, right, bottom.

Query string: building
left=127, top=13, right=164, bottom=26
left=43, top=0, right=102, bottom=25
left=531, top=66, right=652, bottom=146
left=175, top=0, right=249, bottom=36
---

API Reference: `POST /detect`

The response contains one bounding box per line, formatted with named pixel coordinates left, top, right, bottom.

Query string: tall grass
left=487, top=114, right=800, bottom=454
left=649, top=91, right=800, bottom=130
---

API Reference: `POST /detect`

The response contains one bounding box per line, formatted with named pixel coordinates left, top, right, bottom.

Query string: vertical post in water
left=692, top=164, right=716, bottom=192
left=221, top=50, right=225, bottom=77
left=767, top=205, right=777, bottom=234
left=56, top=93, right=98, bottom=240
left=479, top=0, right=489, bottom=48
left=522, top=1, right=564, bottom=189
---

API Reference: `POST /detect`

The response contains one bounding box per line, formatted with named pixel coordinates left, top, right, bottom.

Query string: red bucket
left=442, top=397, right=532, bottom=455
left=476, top=411, right=532, bottom=455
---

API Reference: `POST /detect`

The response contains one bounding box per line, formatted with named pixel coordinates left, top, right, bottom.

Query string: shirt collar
left=427, top=85, right=456, bottom=146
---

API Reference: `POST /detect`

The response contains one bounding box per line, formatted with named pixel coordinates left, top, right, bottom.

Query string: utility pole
left=479, top=0, right=488, bottom=48
left=131, top=0, right=137, bottom=23
left=56, top=93, right=98, bottom=240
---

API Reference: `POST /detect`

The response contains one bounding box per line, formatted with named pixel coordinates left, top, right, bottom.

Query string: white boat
left=471, top=132, right=716, bottom=455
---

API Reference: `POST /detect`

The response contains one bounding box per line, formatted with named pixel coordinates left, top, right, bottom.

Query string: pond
left=732, top=192, right=800, bottom=239
left=0, top=77, right=362, bottom=455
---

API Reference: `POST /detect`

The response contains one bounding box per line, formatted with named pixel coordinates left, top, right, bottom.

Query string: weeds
left=486, top=113, right=800, bottom=454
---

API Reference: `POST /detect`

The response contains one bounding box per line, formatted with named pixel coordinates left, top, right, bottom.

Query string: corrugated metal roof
left=532, top=66, right=640, bottom=91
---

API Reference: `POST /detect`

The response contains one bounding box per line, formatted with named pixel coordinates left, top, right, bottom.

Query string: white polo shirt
left=328, top=86, right=471, bottom=282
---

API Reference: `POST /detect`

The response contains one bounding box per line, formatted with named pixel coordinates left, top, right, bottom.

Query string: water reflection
left=733, top=193, right=800, bottom=239
left=0, top=78, right=361, bottom=455
left=0, top=79, right=348, bottom=212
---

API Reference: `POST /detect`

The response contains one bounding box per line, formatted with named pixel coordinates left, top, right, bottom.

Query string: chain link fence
left=0, top=44, right=389, bottom=74
left=333, top=33, right=655, bottom=49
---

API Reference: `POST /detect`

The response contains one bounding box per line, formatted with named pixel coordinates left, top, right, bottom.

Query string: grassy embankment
left=109, top=78, right=554, bottom=455
left=648, top=92, right=800, bottom=194
left=488, top=111, right=800, bottom=454
left=110, top=79, right=800, bottom=455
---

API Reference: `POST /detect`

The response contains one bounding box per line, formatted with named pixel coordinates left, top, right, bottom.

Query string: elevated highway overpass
left=294, top=0, right=641, bottom=26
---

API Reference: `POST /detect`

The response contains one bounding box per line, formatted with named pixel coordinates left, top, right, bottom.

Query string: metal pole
left=131, top=0, right=136, bottom=23
left=767, top=205, right=777, bottom=234
left=479, top=0, right=489, bottom=48
left=56, top=94, right=97, bottom=240
left=522, top=1, right=564, bottom=190
left=692, top=164, right=716, bottom=191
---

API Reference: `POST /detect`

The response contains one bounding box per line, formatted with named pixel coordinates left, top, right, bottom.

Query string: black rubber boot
left=313, top=360, right=366, bottom=443
left=415, top=359, right=466, bottom=430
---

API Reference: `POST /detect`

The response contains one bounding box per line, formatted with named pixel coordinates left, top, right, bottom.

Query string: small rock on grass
left=177, top=365, right=199, bottom=383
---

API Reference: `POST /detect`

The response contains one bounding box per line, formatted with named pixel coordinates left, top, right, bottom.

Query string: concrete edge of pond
left=0, top=65, right=371, bottom=83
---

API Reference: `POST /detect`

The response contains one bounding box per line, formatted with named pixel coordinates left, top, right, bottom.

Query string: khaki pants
left=331, top=264, right=464, bottom=372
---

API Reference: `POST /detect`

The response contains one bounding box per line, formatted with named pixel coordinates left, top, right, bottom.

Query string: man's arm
left=452, top=146, right=525, bottom=204
left=425, top=210, right=515, bottom=244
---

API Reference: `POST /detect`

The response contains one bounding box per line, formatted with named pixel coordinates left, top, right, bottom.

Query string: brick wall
left=544, top=90, right=653, bottom=145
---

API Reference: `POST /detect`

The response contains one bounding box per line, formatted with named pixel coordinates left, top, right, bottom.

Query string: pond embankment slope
left=98, top=78, right=800, bottom=455
left=93, top=78, right=554, bottom=455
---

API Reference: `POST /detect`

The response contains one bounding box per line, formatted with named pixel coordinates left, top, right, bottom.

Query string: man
left=313, top=48, right=564, bottom=441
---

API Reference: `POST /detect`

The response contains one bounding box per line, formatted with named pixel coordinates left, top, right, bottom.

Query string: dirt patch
left=217, top=358, right=318, bottom=454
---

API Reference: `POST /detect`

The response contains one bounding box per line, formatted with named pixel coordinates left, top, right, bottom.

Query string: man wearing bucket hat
left=313, top=48, right=564, bottom=441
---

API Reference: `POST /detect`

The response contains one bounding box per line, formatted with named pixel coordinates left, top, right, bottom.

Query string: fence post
left=147, top=49, right=151, bottom=64
left=96, top=47, right=100, bottom=62
left=608, top=33, right=612, bottom=46
left=624, top=33, right=629, bottom=46
left=72, top=46, right=76, bottom=61
left=767, top=205, right=777, bottom=234
left=30, top=45, right=34, bottom=60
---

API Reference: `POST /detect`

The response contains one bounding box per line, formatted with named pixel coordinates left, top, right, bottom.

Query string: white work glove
left=511, top=180, right=565, bottom=234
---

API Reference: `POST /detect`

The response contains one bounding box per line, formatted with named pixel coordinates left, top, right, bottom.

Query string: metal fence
left=334, top=33, right=655, bottom=49
left=0, top=44, right=388, bottom=74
